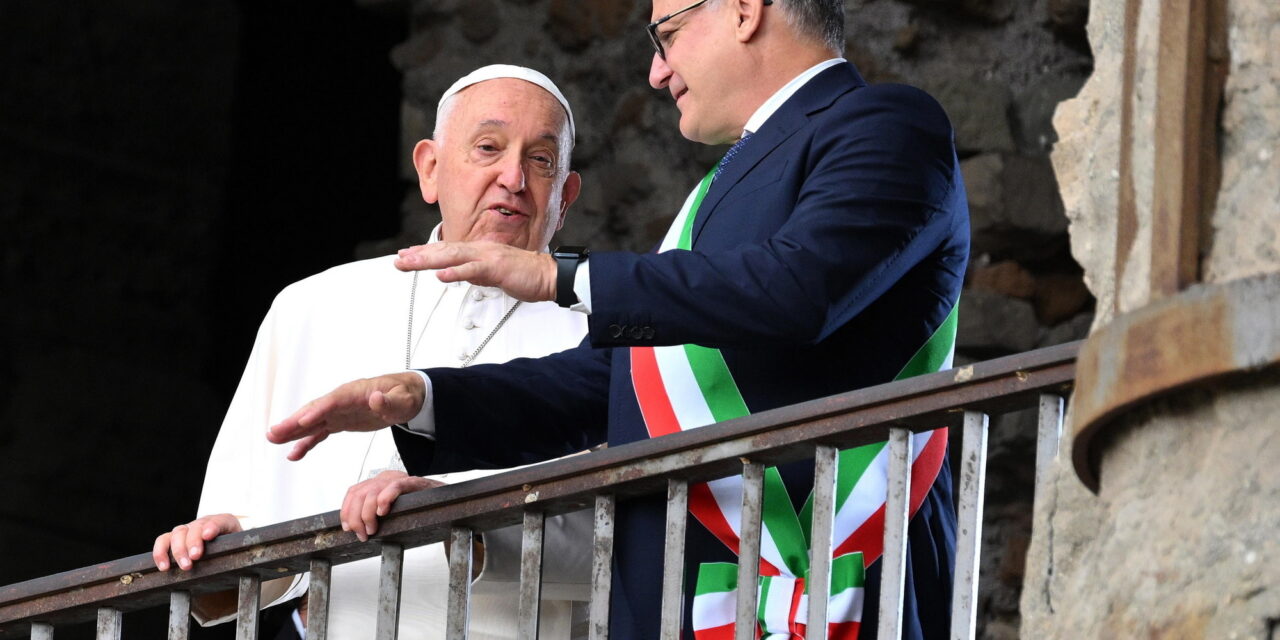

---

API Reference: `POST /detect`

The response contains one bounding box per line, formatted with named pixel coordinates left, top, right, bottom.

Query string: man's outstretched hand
left=395, top=241, right=558, bottom=303
left=267, top=372, right=426, bottom=460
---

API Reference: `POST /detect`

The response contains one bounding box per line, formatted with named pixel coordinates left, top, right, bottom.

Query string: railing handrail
left=0, top=341, right=1079, bottom=636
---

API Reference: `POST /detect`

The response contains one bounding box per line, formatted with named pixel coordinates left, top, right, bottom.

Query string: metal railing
left=0, top=341, right=1077, bottom=639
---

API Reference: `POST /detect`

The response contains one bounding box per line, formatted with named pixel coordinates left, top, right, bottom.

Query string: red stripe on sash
left=634, top=346, right=785, bottom=577
left=631, top=346, right=681, bottom=437
left=833, top=428, right=949, bottom=564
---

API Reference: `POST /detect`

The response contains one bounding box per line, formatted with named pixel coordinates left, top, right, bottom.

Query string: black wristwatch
left=552, top=245, right=590, bottom=308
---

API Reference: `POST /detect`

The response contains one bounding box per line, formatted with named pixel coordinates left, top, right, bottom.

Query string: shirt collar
left=742, top=58, right=846, bottom=137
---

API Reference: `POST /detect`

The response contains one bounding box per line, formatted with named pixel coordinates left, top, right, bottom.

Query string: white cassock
left=195, top=232, right=591, bottom=639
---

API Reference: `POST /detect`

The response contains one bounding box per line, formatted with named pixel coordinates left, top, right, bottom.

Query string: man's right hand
left=341, top=470, right=443, bottom=542
left=153, top=513, right=242, bottom=571
left=266, top=372, right=426, bottom=461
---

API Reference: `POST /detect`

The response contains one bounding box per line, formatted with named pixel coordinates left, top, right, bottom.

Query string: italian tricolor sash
left=630, top=168, right=957, bottom=638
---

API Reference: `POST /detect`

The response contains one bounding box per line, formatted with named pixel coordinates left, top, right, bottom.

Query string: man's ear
left=555, top=171, right=583, bottom=231
left=734, top=0, right=766, bottom=43
left=412, top=139, right=440, bottom=204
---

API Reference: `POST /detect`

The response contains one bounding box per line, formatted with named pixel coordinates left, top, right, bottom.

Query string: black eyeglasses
left=646, top=0, right=772, bottom=60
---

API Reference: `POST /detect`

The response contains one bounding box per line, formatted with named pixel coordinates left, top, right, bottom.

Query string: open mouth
left=489, top=206, right=527, bottom=219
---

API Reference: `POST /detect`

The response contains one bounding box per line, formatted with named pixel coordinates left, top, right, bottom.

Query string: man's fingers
left=287, top=433, right=327, bottom=461
left=376, top=482, right=406, bottom=517
left=169, top=525, right=193, bottom=570
left=340, top=487, right=357, bottom=532
left=153, top=534, right=172, bottom=571
left=359, top=492, right=380, bottom=541
left=395, top=242, right=479, bottom=272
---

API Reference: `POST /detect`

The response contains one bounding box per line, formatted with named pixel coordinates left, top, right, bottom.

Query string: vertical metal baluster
left=376, top=543, right=404, bottom=640
left=877, top=427, right=913, bottom=640
left=96, top=608, right=122, bottom=640
left=168, top=591, right=191, bottom=640
left=31, top=622, right=54, bottom=640
left=236, top=575, right=261, bottom=640
left=807, top=445, right=839, bottom=640
left=735, top=461, right=765, bottom=640
left=659, top=479, right=688, bottom=640
left=518, top=510, right=547, bottom=639
left=1034, top=395, right=1065, bottom=493
left=307, top=558, right=332, bottom=640
left=950, top=411, right=990, bottom=640
left=446, top=527, right=474, bottom=640
left=589, top=494, right=616, bottom=640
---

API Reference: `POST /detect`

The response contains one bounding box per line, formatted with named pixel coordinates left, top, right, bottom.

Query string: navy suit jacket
left=395, top=63, right=968, bottom=639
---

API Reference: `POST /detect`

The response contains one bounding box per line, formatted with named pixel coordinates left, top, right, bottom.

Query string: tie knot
left=714, top=131, right=754, bottom=180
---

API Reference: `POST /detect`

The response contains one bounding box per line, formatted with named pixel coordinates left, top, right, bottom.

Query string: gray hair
left=774, top=0, right=846, bottom=54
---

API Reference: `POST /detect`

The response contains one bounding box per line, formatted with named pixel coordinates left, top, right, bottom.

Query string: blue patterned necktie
left=714, top=131, right=754, bottom=180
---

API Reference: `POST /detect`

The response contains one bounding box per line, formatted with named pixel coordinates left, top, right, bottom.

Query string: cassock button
left=608, top=324, right=623, bottom=339
left=627, top=326, right=643, bottom=340
left=463, top=318, right=478, bottom=330
left=470, top=289, right=485, bottom=302
left=642, top=326, right=655, bottom=339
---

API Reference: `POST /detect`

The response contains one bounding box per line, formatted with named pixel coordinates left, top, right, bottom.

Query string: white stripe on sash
left=831, top=431, right=938, bottom=544
left=692, top=590, right=737, bottom=629
left=652, top=345, right=717, bottom=428
left=659, top=184, right=702, bottom=252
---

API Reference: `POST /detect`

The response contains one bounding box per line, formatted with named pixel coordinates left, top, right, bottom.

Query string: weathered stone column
left=1022, top=0, right=1280, bottom=637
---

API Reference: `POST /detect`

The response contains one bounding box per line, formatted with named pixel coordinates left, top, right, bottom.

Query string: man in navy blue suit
left=270, top=1, right=968, bottom=637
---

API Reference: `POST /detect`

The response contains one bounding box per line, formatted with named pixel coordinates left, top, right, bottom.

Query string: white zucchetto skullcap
left=436, top=64, right=575, bottom=140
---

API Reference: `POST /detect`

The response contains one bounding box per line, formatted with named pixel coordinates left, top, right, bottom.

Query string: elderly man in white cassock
left=150, top=65, right=592, bottom=640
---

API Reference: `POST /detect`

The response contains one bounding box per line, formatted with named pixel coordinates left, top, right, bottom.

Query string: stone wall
left=1024, top=0, right=1280, bottom=636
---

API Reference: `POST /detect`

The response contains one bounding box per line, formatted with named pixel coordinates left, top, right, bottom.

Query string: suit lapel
left=690, top=62, right=868, bottom=245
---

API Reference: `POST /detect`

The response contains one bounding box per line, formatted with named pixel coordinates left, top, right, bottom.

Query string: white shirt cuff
left=402, top=370, right=436, bottom=437
left=570, top=259, right=592, bottom=314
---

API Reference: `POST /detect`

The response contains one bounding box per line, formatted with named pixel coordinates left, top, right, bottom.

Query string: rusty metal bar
left=0, top=343, right=1078, bottom=636
left=659, top=479, right=688, bottom=640
left=1151, top=0, right=1210, bottom=297
left=1034, top=395, right=1065, bottom=493
left=446, top=527, right=474, bottom=639
left=30, top=623, right=52, bottom=640
left=588, top=494, right=615, bottom=640
left=877, top=427, right=912, bottom=639
left=167, top=591, right=190, bottom=640
left=517, top=510, right=546, bottom=639
left=734, top=462, right=765, bottom=640
left=375, top=543, right=403, bottom=640
left=96, top=607, right=121, bottom=640
left=806, top=444, right=839, bottom=640
left=950, top=411, right=990, bottom=640
left=306, top=559, right=331, bottom=640
left=235, top=575, right=260, bottom=640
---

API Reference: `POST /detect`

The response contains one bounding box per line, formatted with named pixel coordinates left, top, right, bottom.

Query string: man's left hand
left=395, top=241, right=557, bottom=303
left=266, top=372, right=426, bottom=460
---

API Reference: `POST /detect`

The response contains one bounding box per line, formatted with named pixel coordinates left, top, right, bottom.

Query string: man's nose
left=496, top=154, right=526, bottom=193
left=649, top=52, right=671, bottom=90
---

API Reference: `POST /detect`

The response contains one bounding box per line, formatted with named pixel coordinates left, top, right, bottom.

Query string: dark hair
left=776, top=0, right=845, bottom=53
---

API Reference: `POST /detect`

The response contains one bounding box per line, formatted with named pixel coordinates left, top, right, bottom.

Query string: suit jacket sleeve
left=587, top=84, right=964, bottom=350
left=393, top=337, right=611, bottom=475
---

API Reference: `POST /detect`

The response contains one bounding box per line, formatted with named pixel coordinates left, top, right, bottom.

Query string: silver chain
left=406, top=271, right=521, bottom=369
left=461, top=299, right=521, bottom=367
left=406, top=271, right=419, bottom=369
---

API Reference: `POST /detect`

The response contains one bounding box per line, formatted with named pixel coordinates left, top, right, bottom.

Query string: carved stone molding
left=1070, top=271, right=1280, bottom=491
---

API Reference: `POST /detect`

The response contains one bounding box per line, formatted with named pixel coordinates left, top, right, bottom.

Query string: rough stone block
left=957, top=288, right=1040, bottom=353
